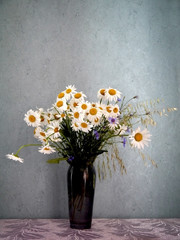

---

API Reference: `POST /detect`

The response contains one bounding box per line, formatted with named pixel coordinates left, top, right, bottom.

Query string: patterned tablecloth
left=0, top=218, right=180, bottom=240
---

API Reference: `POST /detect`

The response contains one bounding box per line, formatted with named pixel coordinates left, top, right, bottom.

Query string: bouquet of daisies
left=7, top=85, right=164, bottom=168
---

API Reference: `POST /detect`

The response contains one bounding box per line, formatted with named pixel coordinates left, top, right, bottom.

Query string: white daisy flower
left=54, top=100, right=67, bottom=112
left=119, top=124, right=128, bottom=135
left=24, top=109, right=41, bottom=127
left=57, top=91, right=66, bottom=100
left=34, top=127, right=47, bottom=139
left=87, top=107, right=102, bottom=122
left=73, top=92, right=86, bottom=102
left=64, top=85, right=76, bottom=100
left=39, top=138, right=49, bottom=145
left=114, top=124, right=128, bottom=135
left=79, top=121, right=93, bottom=133
left=48, top=108, right=61, bottom=122
left=47, top=121, right=61, bottom=139
left=36, top=109, right=52, bottom=126
left=111, top=104, right=120, bottom=117
left=71, top=110, right=84, bottom=121
left=71, top=120, right=80, bottom=131
left=92, top=117, right=101, bottom=126
left=129, top=127, right=151, bottom=149
left=97, top=88, right=106, bottom=100
left=77, top=101, right=90, bottom=113
left=38, top=144, right=56, bottom=154
left=6, top=153, right=24, bottom=163
left=103, top=104, right=113, bottom=118
left=50, top=137, right=62, bottom=142
left=69, top=99, right=79, bottom=111
left=105, top=87, right=122, bottom=102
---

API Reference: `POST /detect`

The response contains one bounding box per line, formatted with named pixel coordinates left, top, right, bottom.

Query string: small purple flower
left=117, top=97, right=121, bottom=102
left=123, top=138, right=126, bottom=147
left=108, top=117, right=118, bottom=125
left=68, top=156, right=74, bottom=163
left=126, top=127, right=130, bottom=133
left=93, top=130, right=100, bottom=140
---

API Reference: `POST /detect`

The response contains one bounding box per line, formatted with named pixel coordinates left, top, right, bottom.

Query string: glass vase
left=67, top=164, right=96, bottom=229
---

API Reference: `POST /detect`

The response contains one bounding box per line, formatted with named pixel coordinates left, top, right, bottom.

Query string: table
left=0, top=218, right=180, bottom=239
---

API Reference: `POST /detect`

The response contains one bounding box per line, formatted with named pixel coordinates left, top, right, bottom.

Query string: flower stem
left=15, top=144, right=42, bottom=156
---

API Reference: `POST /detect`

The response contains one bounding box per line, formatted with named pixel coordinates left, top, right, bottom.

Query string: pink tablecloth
left=0, top=218, right=179, bottom=239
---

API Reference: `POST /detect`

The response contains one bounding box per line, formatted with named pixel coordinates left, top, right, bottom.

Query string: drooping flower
left=129, top=127, right=151, bottom=149
left=24, top=109, right=41, bottom=127
left=38, top=144, right=56, bottom=154
left=6, top=153, right=24, bottom=163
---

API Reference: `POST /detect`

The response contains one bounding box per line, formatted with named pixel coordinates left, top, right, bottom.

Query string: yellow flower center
left=94, top=118, right=99, bottom=123
left=108, top=89, right=116, bottom=95
left=58, top=92, right=65, bottom=98
left=81, top=122, right=88, bottom=128
left=61, top=113, right=65, bottom=118
left=29, top=115, right=36, bottom=122
left=40, top=116, right=45, bottom=122
left=73, top=102, right=78, bottom=107
left=74, top=93, right=82, bottom=99
left=92, top=103, right=96, bottom=107
left=54, top=127, right=59, bottom=133
left=100, top=89, right=105, bottom=96
left=75, top=123, right=79, bottom=127
left=34, top=128, right=37, bottom=135
left=90, top=108, right=97, bottom=115
left=74, top=112, right=79, bottom=118
left=113, top=107, right=118, bottom=113
left=44, top=147, right=50, bottom=151
left=66, top=88, right=72, bottom=93
left=40, top=132, right=45, bottom=137
left=56, top=101, right=63, bottom=108
left=134, top=133, right=143, bottom=142
left=106, top=106, right=111, bottom=113
left=81, top=104, right=87, bottom=110
left=54, top=114, right=60, bottom=120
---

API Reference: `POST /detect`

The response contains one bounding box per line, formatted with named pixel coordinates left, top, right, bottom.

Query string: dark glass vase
left=67, top=164, right=96, bottom=229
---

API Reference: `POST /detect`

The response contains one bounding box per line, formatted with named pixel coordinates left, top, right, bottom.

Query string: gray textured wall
left=0, top=0, right=180, bottom=219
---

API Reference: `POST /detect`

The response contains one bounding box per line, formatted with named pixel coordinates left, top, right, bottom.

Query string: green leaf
left=46, top=157, right=67, bottom=164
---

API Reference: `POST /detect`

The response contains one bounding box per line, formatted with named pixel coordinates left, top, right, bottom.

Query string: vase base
left=70, top=222, right=92, bottom=229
